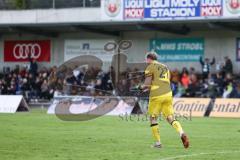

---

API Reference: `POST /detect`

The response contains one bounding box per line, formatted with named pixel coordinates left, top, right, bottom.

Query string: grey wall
left=0, top=30, right=239, bottom=73
left=124, top=30, right=240, bottom=73
left=0, top=8, right=100, bottom=25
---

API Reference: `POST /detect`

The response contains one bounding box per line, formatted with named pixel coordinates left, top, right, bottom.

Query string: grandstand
left=0, top=0, right=240, bottom=160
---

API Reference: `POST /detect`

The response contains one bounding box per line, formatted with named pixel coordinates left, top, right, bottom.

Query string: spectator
left=199, top=56, right=215, bottom=80
left=21, top=78, right=31, bottom=100
left=222, top=56, right=233, bottom=75
left=101, top=71, right=113, bottom=91
left=181, top=68, right=190, bottom=89
left=223, top=82, right=233, bottom=98
left=215, top=73, right=224, bottom=96
left=185, top=73, right=200, bottom=97
left=71, top=81, right=79, bottom=95
left=62, top=79, right=70, bottom=95
left=34, top=77, right=42, bottom=99
left=55, top=78, right=63, bottom=92
left=109, top=66, right=116, bottom=85
left=174, top=82, right=186, bottom=98
left=235, top=83, right=240, bottom=98
left=189, top=73, right=198, bottom=85
left=29, top=57, right=38, bottom=78
left=86, top=80, right=96, bottom=96
left=77, top=67, right=86, bottom=84
left=66, top=72, right=77, bottom=85
left=117, top=79, right=129, bottom=96
left=189, top=67, right=196, bottom=75
left=171, top=68, right=180, bottom=84
left=0, top=80, right=8, bottom=94
left=95, top=78, right=103, bottom=90
left=20, top=66, right=27, bottom=77
left=185, top=83, right=199, bottom=97
left=40, top=79, right=50, bottom=99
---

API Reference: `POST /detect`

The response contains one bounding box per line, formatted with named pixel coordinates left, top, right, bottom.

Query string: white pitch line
left=160, top=150, right=240, bottom=160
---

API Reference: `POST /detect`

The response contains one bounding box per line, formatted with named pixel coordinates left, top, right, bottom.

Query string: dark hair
left=146, top=52, right=157, bottom=60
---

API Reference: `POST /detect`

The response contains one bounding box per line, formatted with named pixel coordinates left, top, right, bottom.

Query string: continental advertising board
left=47, top=97, right=240, bottom=118
left=210, top=98, right=240, bottom=118
left=138, top=98, right=211, bottom=117
left=173, top=98, right=211, bottom=117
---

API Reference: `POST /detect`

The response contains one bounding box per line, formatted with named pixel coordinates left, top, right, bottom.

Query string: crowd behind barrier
left=0, top=56, right=240, bottom=103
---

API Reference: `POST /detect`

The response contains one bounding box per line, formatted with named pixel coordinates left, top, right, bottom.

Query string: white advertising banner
left=101, top=0, right=123, bottom=21
left=0, top=95, right=29, bottom=113
left=223, top=0, right=240, bottom=17
left=64, top=40, right=115, bottom=62
left=47, top=96, right=137, bottom=116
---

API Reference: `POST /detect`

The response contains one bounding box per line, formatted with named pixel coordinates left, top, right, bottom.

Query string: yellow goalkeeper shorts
left=148, top=92, right=174, bottom=118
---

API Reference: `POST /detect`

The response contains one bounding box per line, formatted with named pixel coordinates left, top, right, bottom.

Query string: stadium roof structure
left=1, top=20, right=240, bottom=37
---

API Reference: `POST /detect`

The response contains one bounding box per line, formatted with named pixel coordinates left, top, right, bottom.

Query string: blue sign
left=123, top=0, right=222, bottom=19
left=144, top=0, right=200, bottom=18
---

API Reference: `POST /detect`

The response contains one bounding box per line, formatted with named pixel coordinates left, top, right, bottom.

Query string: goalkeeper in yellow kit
left=139, top=52, right=189, bottom=149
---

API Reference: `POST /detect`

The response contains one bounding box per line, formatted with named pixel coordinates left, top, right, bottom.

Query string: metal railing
left=0, top=0, right=100, bottom=10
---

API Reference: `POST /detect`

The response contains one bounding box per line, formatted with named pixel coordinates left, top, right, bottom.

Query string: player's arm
left=139, top=65, right=152, bottom=91
left=139, top=76, right=152, bottom=91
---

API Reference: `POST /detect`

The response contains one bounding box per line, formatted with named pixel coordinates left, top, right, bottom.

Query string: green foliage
left=14, top=0, right=26, bottom=9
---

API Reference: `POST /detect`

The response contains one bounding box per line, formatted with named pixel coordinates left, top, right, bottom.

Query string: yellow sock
left=151, top=124, right=160, bottom=143
left=171, top=120, right=184, bottom=136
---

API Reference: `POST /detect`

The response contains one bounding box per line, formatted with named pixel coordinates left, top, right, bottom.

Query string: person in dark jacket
left=29, top=56, right=38, bottom=78
left=222, top=56, right=233, bottom=75
left=199, top=56, right=215, bottom=80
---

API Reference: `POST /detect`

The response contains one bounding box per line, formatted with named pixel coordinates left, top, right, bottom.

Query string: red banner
left=4, top=40, right=51, bottom=62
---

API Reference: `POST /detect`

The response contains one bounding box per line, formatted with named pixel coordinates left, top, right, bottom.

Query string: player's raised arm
left=138, top=53, right=155, bottom=91
left=138, top=76, right=152, bottom=92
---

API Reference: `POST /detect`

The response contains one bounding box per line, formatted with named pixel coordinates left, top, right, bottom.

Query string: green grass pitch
left=0, top=109, right=240, bottom=160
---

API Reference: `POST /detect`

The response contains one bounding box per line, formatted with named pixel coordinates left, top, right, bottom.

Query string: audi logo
left=13, top=44, right=41, bottom=59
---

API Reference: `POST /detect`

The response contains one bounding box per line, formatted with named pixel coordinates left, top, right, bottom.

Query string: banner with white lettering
left=143, top=0, right=222, bottom=19
left=4, top=40, right=51, bottom=62
left=101, top=0, right=240, bottom=21
left=150, top=38, right=204, bottom=62
left=102, top=0, right=224, bottom=20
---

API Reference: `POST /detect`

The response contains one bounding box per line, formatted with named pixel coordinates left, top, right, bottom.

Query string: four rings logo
left=13, top=43, right=41, bottom=59
left=4, top=40, right=50, bottom=62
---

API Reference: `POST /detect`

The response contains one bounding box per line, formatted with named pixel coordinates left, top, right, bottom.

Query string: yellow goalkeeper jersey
left=144, top=60, right=172, bottom=98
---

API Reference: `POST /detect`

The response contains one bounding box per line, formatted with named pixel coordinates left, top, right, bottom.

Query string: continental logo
left=210, top=99, right=240, bottom=118
left=173, top=98, right=211, bottom=117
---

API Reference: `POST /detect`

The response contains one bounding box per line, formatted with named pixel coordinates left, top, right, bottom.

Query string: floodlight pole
left=117, top=47, right=121, bottom=84
left=52, top=0, right=55, bottom=8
